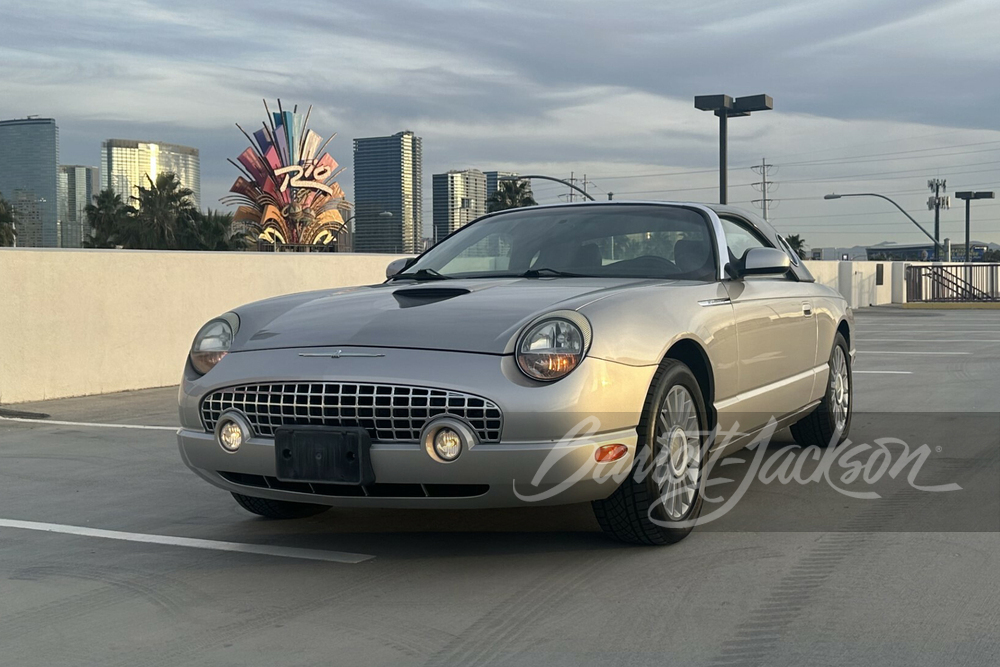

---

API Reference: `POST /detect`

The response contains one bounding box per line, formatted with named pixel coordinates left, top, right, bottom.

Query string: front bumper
left=178, top=346, right=655, bottom=508
left=178, top=427, right=638, bottom=508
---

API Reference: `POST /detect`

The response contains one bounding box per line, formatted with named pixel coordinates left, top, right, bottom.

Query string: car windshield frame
left=396, top=203, right=723, bottom=282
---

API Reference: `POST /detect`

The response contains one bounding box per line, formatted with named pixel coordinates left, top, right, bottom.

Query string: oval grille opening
left=201, top=382, right=502, bottom=443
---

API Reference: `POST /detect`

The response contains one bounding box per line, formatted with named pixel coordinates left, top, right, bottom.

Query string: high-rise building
left=0, top=117, right=61, bottom=247
left=353, top=131, right=422, bottom=253
left=101, top=139, right=201, bottom=209
left=59, top=165, right=99, bottom=248
left=484, top=171, right=517, bottom=208
left=433, top=169, right=486, bottom=242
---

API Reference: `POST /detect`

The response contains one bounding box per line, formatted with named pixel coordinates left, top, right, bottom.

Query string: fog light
left=215, top=411, right=251, bottom=453
left=595, top=444, right=628, bottom=462
left=422, top=417, right=478, bottom=464
left=434, top=428, right=462, bottom=461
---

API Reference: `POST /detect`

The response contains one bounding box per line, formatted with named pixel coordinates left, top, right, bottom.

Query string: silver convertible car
left=178, top=202, right=854, bottom=544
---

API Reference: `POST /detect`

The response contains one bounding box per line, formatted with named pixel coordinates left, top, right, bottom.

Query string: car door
left=718, top=215, right=819, bottom=432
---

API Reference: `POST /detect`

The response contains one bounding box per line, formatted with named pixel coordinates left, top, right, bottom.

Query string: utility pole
left=751, top=158, right=776, bottom=221
left=928, top=179, right=949, bottom=261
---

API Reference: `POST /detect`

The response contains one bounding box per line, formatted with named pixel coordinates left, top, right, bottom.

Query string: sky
left=3, top=0, right=1000, bottom=249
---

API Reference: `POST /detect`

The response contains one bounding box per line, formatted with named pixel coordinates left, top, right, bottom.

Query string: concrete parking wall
left=804, top=260, right=897, bottom=308
left=0, top=251, right=917, bottom=404
left=0, top=248, right=408, bottom=404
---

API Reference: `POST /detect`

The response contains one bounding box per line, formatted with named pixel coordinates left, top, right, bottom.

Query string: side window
left=719, top=216, right=768, bottom=260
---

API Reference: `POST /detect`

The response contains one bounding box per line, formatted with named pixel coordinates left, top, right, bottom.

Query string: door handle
left=802, top=301, right=813, bottom=317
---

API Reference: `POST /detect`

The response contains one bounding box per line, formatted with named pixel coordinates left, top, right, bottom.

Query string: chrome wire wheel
left=652, top=385, right=702, bottom=521
left=830, top=345, right=850, bottom=432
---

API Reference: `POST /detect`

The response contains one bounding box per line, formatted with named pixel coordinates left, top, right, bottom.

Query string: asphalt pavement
left=1, top=306, right=998, bottom=666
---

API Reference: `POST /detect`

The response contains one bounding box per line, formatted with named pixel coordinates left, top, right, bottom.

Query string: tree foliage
left=487, top=179, right=537, bottom=213
left=83, top=173, right=250, bottom=251
left=784, top=234, right=807, bottom=259
left=0, top=192, right=17, bottom=247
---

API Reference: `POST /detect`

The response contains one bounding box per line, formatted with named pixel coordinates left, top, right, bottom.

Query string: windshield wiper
left=520, top=267, right=586, bottom=278
left=390, top=268, right=452, bottom=281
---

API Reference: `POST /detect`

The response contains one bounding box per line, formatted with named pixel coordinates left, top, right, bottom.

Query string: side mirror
left=386, top=257, right=413, bottom=279
left=737, top=247, right=791, bottom=277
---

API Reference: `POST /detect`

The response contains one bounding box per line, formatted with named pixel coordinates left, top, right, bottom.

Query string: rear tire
left=231, top=493, right=330, bottom=519
left=592, top=359, right=707, bottom=545
left=790, top=332, right=852, bottom=448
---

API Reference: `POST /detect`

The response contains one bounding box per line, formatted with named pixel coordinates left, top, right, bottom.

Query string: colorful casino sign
left=224, top=101, right=349, bottom=247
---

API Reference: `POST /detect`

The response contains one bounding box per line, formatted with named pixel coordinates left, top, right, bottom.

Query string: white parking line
left=0, top=518, right=374, bottom=564
left=854, top=370, right=913, bottom=374
left=855, top=351, right=969, bottom=355
left=0, top=417, right=177, bottom=431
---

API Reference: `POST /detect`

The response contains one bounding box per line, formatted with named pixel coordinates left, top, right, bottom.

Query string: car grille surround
left=201, top=382, right=503, bottom=443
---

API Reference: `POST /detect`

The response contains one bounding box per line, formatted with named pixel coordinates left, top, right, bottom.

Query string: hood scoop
left=393, top=287, right=471, bottom=308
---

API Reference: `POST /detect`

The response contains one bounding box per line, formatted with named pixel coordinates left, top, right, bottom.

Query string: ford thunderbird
left=177, top=202, right=854, bottom=544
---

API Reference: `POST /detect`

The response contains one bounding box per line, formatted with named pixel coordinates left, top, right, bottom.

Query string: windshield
left=400, top=204, right=719, bottom=281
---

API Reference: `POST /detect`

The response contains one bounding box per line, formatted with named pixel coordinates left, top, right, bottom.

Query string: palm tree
left=84, top=189, right=132, bottom=248
left=0, top=192, right=17, bottom=247
left=785, top=234, right=807, bottom=260
left=487, top=179, right=537, bottom=213
left=184, top=209, right=253, bottom=251
left=120, top=173, right=198, bottom=250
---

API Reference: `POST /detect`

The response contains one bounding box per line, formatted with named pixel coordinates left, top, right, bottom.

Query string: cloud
left=2, top=0, right=1000, bottom=246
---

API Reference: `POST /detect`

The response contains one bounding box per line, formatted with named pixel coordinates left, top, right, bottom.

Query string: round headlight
left=190, top=314, right=238, bottom=375
left=516, top=317, right=586, bottom=381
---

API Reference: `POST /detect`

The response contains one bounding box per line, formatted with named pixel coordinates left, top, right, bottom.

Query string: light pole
left=954, top=191, right=995, bottom=262
left=694, top=94, right=773, bottom=204
left=500, top=174, right=595, bottom=201
left=824, top=192, right=943, bottom=254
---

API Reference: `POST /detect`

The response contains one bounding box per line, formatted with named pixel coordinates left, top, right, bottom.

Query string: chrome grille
left=201, top=382, right=503, bottom=443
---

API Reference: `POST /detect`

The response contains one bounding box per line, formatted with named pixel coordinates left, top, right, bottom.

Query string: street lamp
left=500, top=174, right=595, bottom=201
left=824, top=192, right=943, bottom=254
left=694, top=94, right=773, bottom=205
left=954, top=191, right=995, bottom=262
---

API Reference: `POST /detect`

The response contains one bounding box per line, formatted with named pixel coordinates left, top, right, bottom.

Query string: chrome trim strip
left=299, top=350, right=385, bottom=358
left=698, top=297, right=732, bottom=307
left=714, top=364, right=827, bottom=411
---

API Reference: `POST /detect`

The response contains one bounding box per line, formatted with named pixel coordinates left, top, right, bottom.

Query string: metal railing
left=256, top=241, right=341, bottom=253
left=905, top=263, right=1000, bottom=302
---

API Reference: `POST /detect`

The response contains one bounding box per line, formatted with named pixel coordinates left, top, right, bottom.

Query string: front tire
left=592, top=359, right=707, bottom=545
left=790, top=332, right=852, bottom=447
left=231, top=493, right=330, bottom=519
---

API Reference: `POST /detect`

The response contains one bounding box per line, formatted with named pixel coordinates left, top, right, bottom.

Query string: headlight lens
left=516, top=318, right=586, bottom=381
left=189, top=316, right=237, bottom=375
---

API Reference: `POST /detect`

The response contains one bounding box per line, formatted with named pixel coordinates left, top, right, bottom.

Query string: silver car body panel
left=178, top=201, right=853, bottom=508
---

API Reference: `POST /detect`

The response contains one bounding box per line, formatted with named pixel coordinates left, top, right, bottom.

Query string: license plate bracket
left=274, top=427, right=374, bottom=485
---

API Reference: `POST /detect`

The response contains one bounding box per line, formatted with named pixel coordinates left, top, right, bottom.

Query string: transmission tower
left=927, top=178, right=949, bottom=261
left=751, top=158, right=777, bottom=221
left=560, top=171, right=584, bottom=203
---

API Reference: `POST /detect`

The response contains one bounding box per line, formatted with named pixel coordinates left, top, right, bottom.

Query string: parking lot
left=1, top=307, right=998, bottom=666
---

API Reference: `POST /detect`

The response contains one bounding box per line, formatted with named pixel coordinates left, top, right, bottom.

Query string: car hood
left=232, top=277, right=666, bottom=355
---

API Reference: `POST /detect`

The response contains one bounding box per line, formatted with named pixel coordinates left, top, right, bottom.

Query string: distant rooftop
left=0, top=117, right=56, bottom=126
left=103, top=139, right=198, bottom=155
